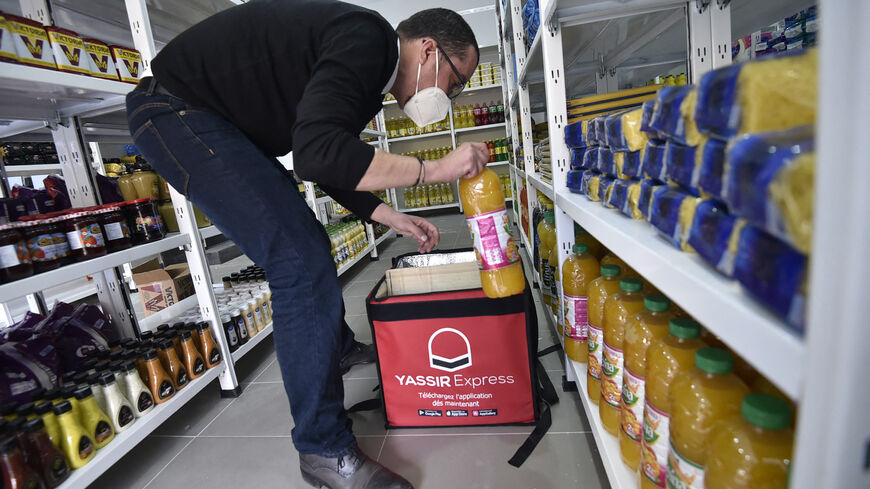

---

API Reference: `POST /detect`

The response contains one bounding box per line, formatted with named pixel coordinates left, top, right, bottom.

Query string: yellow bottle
left=33, top=401, right=62, bottom=450
left=74, top=386, right=115, bottom=449
left=575, top=225, right=604, bottom=259
left=705, top=393, right=794, bottom=489
left=601, top=253, right=640, bottom=279
left=548, top=238, right=561, bottom=318
left=600, top=278, right=645, bottom=435
left=619, top=294, right=674, bottom=471
left=561, top=244, right=600, bottom=363
left=52, top=401, right=95, bottom=469
left=587, top=264, right=622, bottom=405
left=537, top=211, right=556, bottom=309
left=668, top=348, right=750, bottom=489
left=459, top=168, right=525, bottom=298
left=641, top=318, right=706, bottom=489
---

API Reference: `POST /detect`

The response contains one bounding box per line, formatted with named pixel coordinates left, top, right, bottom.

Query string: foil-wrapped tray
left=393, top=251, right=476, bottom=269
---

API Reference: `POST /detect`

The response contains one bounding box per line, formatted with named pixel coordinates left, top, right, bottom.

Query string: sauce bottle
left=220, top=314, right=240, bottom=353
left=668, top=348, right=749, bottom=489
left=641, top=318, right=705, bottom=489
left=547, top=232, right=561, bottom=318
left=586, top=264, right=622, bottom=405
left=537, top=211, right=555, bottom=310
left=51, top=401, right=95, bottom=469
left=255, top=292, right=272, bottom=325
left=57, top=387, right=80, bottom=423
left=117, top=361, right=154, bottom=418
left=73, top=387, right=114, bottom=449
left=179, top=330, right=206, bottom=380
left=143, top=349, right=175, bottom=404
left=4, top=418, right=31, bottom=467
left=600, top=278, right=645, bottom=435
left=0, top=436, right=45, bottom=489
left=619, top=294, right=674, bottom=471
left=248, top=299, right=265, bottom=332
left=459, top=168, right=525, bottom=298
left=231, top=308, right=249, bottom=346
left=21, top=418, right=69, bottom=488
left=705, top=393, right=794, bottom=489
left=13, top=403, right=36, bottom=421
left=196, top=322, right=223, bottom=369
left=241, top=302, right=259, bottom=339
left=31, top=403, right=61, bottom=450
left=96, top=373, right=135, bottom=434
left=156, top=340, right=188, bottom=391
left=562, top=244, right=600, bottom=362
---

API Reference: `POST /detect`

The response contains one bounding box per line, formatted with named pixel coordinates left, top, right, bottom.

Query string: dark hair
left=396, top=8, right=479, bottom=62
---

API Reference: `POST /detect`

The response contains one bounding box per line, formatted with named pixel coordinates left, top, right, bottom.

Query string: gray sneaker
left=299, top=447, right=413, bottom=489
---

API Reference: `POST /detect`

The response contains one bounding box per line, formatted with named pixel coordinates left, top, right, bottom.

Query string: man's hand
left=427, top=142, right=489, bottom=183
left=371, top=204, right=440, bottom=253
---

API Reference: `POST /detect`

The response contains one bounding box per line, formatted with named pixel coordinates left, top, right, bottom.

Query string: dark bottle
left=0, top=435, right=45, bottom=489
left=20, top=419, right=69, bottom=488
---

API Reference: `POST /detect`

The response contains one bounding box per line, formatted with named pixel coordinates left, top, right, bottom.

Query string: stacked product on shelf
left=535, top=138, right=551, bottom=182
left=402, top=183, right=456, bottom=210
left=733, top=5, right=818, bottom=62
left=565, top=85, right=662, bottom=125
left=499, top=174, right=513, bottom=200
left=521, top=0, right=540, bottom=47
left=468, top=62, right=500, bottom=88
left=563, top=48, right=817, bottom=333
left=386, top=115, right=450, bottom=139
left=452, top=100, right=505, bottom=128
left=401, top=146, right=451, bottom=162
left=215, top=265, right=273, bottom=352
left=327, top=220, right=368, bottom=269
left=483, top=138, right=511, bottom=163
left=645, top=73, right=687, bottom=87
left=0, top=12, right=142, bottom=83
left=0, top=301, right=227, bottom=486
left=1, top=142, right=60, bottom=166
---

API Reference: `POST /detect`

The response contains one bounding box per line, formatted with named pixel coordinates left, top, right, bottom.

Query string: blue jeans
left=126, top=83, right=357, bottom=457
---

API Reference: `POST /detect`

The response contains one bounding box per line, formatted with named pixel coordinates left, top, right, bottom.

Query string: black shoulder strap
left=537, top=344, right=561, bottom=357
left=347, top=398, right=381, bottom=413
left=508, top=358, right=559, bottom=467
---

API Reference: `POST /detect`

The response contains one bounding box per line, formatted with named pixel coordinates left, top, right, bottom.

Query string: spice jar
left=21, top=219, right=61, bottom=273
left=63, top=211, right=107, bottom=260
left=120, top=198, right=166, bottom=244
left=93, top=205, right=132, bottom=253
left=0, top=223, right=33, bottom=283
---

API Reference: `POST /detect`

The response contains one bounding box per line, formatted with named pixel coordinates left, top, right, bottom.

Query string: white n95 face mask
left=403, top=54, right=451, bottom=127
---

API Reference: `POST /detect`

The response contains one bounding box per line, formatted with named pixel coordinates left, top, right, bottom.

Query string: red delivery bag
left=360, top=250, right=558, bottom=467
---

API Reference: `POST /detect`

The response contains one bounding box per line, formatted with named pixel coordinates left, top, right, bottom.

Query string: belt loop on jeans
left=146, top=76, right=158, bottom=96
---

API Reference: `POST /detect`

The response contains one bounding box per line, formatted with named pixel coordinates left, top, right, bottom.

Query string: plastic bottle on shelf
left=600, top=278, right=645, bottom=435
left=20, top=418, right=70, bottom=488
left=458, top=168, right=525, bottom=298
left=548, top=234, right=561, bottom=318
left=574, top=224, right=604, bottom=259
left=32, top=402, right=61, bottom=450
left=96, top=372, right=135, bottom=434
left=196, top=322, right=223, bottom=369
left=641, top=318, right=706, bottom=489
left=601, top=252, right=640, bottom=279
left=0, top=435, right=46, bottom=488
left=481, top=102, right=489, bottom=125
left=473, top=103, right=482, bottom=126
left=117, top=361, right=154, bottom=418
left=51, top=401, right=94, bottom=469
left=619, top=294, right=675, bottom=471
left=142, top=348, right=175, bottom=404
left=561, top=244, right=600, bottom=363
left=537, top=211, right=556, bottom=311
left=73, top=386, right=114, bottom=449
left=157, top=339, right=188, bottom=391
left=668, top=348, right=750, bottom=489
left=587, top=264, right=623, bottom=405
left=705, top=393, right=794, bottom=489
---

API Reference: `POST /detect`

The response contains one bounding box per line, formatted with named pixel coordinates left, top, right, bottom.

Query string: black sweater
left=151, top=0, right=398, bottom=219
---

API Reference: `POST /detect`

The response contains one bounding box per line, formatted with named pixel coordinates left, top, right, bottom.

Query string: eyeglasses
left=436, top=43, right=468, bottom=99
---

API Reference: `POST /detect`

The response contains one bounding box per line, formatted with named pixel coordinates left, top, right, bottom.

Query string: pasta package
left=598, top=177, right=616, bottom=208
left=567, top=169, right=584, bottom=194
left=733, top=225, right=807, bottom=332
left=665, top=141, right=699, bottom=190
left=582, top=146, right=598, bottom=170
left=642, top=139, right=667, bottom=182
left=622, top=108, right=648, bottom=152
left=695, top=49, right=817, bottom=141
left=648, top=85, right=692, bottom=145
left=613, top=151, right=643, bottom=180
left=597, top=147, right=615, bottom=177
left=649, top=187, right=700, bottom=252
left=723, top=126, right=814, bottom=254
left=640, top=100, right=659, bottom=137
left=587, top=174, right=602, bottom=202
left=680, top=88, right=705, bottom=147
left=688, top=201, right=746, bottom=277
left=605, top=109, right=635, bottom=150
left=697, top=138, right=729, bottom=202
left=570, top=147, right=587, bottom=170
left=626, top=181, right=644, bottom=220
left=564, top=121, right=587, bottom=148
left=607, top=179, right=632, bottom=216
left=638, top=179, right=664, bottom=221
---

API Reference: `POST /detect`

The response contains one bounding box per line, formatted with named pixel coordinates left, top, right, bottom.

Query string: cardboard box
left=383, top=261, right=481, bottom=297
left=132, top=259, right=194, bottom=316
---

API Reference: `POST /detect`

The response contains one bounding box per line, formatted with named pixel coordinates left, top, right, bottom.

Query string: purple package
left=0, top=337, right=61, bottom=404
left=33, top=302, right=75, bottom=337
left=18, top=191, right=57, bottom=216
left=71, top=304, right=120, bottom=344
left=55, top=320, right=109, bottom=371
left=43, top=175, right=71, bottom=211
left=96, top=174, right=123, bottom=204
left=0, top=198, right=27, bottom=223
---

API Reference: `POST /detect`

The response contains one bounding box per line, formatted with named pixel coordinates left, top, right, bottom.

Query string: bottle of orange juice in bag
left=561, top=244, right=600, bottom=363
left=668, top=348, right=750, bottom=489
left=641, top=318, right=705, bottom=489
left=705, top=393, right=794, bottom=489
left=459, top=168, right=525, bottom=298
left=620, top=294, right=674, bottom=471
left=587, top=264, right=622, bottom=404
left=600, top=278, right=645, bottom=435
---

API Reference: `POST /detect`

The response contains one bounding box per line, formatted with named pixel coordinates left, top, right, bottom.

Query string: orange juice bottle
left=548, top=236, right=561, bottom=318
left=600, top=278, right=645, bottom=435
left=620, top=294, right=674, bottom=471
left=587, top=264, right=622, bottom=404
left=561, top=244, right=600, bottom=363
left=537, top=211, right=556, bottom=311
left=641, top=318, right=705, bottom=489
left=668, top=348, right=750, bottom=489
left=574, top=224, right=603, bottom=259
left=459, top=168, right=525, bottom=298
left=601, top=252, right=641, bottom=279
left=705, top=393, right=794, bottom=489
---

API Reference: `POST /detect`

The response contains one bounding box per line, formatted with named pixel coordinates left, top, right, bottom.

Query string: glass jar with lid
left=21, top=219, right=61, bottom=273
left=93, top=205, right=132, bottom=253
left=0, top=222, right=33, bottom=283
left=121, top=198, right=166, bottom=244
left=64, top=211, right=107, bottom=260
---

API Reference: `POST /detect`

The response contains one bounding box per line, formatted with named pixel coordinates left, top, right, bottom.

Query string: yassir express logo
left=428, top=328, right=472, bottom=372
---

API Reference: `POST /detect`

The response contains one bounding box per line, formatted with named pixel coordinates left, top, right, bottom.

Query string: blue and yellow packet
left=688, top=200, right=744, bottom=277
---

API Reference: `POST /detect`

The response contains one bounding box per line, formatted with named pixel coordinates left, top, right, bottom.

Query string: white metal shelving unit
left=497, top=0, right=863, bottom=488
left=231, top=322, right=275, bottom=363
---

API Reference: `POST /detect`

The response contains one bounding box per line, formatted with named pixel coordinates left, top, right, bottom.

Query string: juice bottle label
left=667, top=441, right=705, bottom=489
left=601, top=341, right=624, bottom=408
left=563, top=294, right=589, bottom=341
left=587, top=325, right=603, bottom=380
left=466, top=208, right=519, bottom=271
left=621, top=367, right=645, bottom=442
left=642, top=401, right=669, bottom=488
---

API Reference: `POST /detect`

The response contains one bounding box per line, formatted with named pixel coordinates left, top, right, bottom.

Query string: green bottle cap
left=573, top=244, right=588, bottom=254
left=741, top=393, right=792, bottom=430
left=695, top=348, right=734, bottom=375
left=669, top=318, right=701, bottom=339
left=644, top=294, right=671, bottom=312
left=600, top=264, right=621, bottom=277
left=619, top=278, right=643, bottom=292
left=544, top=211, right=555, bottom=223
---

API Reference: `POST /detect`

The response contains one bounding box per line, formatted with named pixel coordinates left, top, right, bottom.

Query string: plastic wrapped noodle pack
left=605, top=109, right=634, bottom=150
left=688, top=201, right=745, bottom=277
left=581, top=171, right=600, bottom=199
left=640, top=100, right=659, bottom=137
left=733, top=225, right=807, bottom=332
left=638, top=179, right=664, bottom=221
left=621, top=108, right=647, bottom=152
left=598, top=177, right=616, bottom=208
left=597, top=146, right=615, bottom=177
left=665, top=141, right=699, bottom=189
left=626, top=181, right=643, bottom=220
left=565, top=121, right=587, bottom=149
left=592, top=115, right=609, bottom=146
left=648, top=85, right=692, bottom=145
left=614, top=150, right=643, bottom=179
left=680, top=88, right=705, bottom=147
left=642, top=139, right=667, bottom=182
left=649, top=187, right=700, bottom=252
left=723, top=126, right=814, bottom=254
left=587, top=174, right=602, bottom=202
left=570, top=148, right=586, bottom=170
left=567, top=169, right=584, bottom=194
left=607, top=179, right=632, bottom=215
left=697, top=138, right=728, bottom=201
left=695, top=48, right=817, bottom=140
left=582, top=146, right=598, bottom=170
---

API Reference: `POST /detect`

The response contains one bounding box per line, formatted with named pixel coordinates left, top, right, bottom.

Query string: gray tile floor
left=90, top=211, right=609, bottom=489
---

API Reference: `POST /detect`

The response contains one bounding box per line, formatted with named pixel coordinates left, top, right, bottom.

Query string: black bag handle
left=537, top=344, right=561, bottom=357
left=508, top=358, right=558, bottom=468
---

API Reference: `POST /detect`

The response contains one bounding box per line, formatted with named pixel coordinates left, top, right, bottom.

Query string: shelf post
left=685, top=0, right=730, bottom=83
